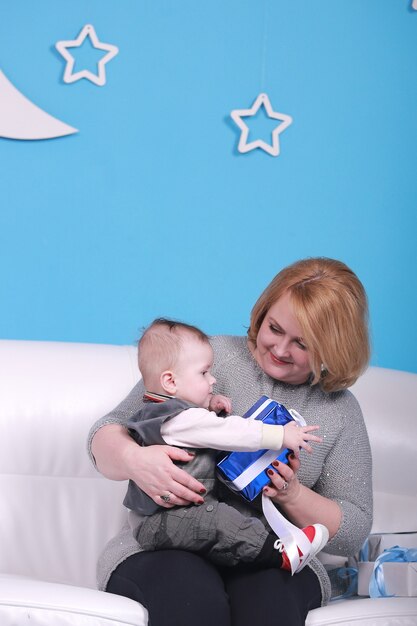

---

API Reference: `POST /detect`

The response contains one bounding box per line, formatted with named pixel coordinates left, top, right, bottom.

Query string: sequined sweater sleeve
left=87, top=378, right=146, bottom=467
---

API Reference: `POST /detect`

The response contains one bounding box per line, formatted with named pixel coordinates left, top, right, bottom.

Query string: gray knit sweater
left=87, top=335, right=373, bottom=604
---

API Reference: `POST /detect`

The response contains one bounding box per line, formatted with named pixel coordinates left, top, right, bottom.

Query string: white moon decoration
left=0, top=70, right=78, bottom=140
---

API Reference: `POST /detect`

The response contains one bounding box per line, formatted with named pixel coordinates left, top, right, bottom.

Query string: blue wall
left=1, top=1, right=417, bottom=373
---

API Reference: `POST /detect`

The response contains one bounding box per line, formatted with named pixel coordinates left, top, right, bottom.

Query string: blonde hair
left=248, top=258, right=370, bottom=393
left=138, top=318, right=210, bottom=389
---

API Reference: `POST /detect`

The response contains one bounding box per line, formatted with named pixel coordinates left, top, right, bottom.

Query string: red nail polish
left=272, top=461, right=279, bottom=468
left=267, top=469, right=274, bottom=476
left=199, top=489, right=207, bottom=495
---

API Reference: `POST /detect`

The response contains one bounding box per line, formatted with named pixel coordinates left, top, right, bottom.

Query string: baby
left=124, top=318, right=329, bottom=574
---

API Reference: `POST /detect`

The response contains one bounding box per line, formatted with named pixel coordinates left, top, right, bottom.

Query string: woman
left=89, top=257, right=372, bottom=626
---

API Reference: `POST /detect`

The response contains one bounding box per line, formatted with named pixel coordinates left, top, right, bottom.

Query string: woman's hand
left=92, top=423, right=206, bottom=507
left=262, top=453, right=342, bottom=537
left=265, top=424, right=322, bottom=500
left=262, top=454, right=302, bottom=504
left=124, top=444, right=207, bottom=508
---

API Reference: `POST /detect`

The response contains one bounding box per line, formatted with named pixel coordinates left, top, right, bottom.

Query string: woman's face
left=251, top=292, right=312, bottom=385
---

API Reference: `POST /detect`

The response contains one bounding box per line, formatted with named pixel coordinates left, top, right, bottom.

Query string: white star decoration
left=56, top=24, right=119, bottom=86
left=231, top=93, right=293, bottom=157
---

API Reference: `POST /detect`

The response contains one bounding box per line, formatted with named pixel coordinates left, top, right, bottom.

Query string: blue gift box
left=216, top=395, right=305, bottom=502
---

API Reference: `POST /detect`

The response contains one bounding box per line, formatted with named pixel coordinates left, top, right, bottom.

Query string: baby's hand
left=283, top=421, right=322, bottom=454
left=209, top=394, right=232, bottom=414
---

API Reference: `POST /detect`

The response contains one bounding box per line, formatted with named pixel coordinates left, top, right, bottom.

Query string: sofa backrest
left=0, top=340, right=416, bottom=590
left=0, top=340, right=139, bottom=589
left=350, top=366, right=417, bottom=534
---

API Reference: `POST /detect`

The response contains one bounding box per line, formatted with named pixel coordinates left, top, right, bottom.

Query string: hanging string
left=260, top=0, right=269, bottom=92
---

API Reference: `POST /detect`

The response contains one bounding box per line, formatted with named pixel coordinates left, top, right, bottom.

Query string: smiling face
left=172, top=336, right=216, bottom=408
left=250, top=291, right=311, bottom=385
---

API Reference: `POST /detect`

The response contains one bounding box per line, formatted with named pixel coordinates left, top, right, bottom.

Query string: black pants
left=107, top=550, right=322, bottom=626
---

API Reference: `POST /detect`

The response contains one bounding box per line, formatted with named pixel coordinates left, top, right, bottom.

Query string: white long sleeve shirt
left=161, top=407, right=284, bottom=452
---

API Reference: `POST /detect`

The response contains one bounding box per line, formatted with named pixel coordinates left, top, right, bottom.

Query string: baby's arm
left=161, top=408, right=286, bottom=452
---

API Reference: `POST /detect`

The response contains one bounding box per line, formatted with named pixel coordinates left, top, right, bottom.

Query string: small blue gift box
left=216, top=395, right=305, bottom=502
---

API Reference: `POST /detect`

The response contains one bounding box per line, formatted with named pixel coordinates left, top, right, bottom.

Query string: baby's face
left=173, top=338, right=216, bottom=408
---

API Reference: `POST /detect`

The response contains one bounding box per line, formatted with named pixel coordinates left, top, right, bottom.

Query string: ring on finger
left=160, top=493, right=172, bottom=503
left=280, top=481, right=289, bottom=491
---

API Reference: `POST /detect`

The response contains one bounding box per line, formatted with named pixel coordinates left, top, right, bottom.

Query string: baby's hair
left=138, top=318, right=210, bottom=387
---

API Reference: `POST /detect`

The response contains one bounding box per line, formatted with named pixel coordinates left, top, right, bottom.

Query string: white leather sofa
left=0, top=339, right=416, bottom=626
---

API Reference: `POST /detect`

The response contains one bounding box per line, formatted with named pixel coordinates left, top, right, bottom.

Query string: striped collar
left=143, top=391, right=174, bottom=403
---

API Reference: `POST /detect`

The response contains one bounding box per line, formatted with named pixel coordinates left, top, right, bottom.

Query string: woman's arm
left=92, top=423, right=206, bottom=506
left=92, top=423, right=138, bottom=480
left=88, top=381, right=206, bottom=506
left=263, top=457, right=342, bottom=538
left=263, top=394, right=373, bottom=554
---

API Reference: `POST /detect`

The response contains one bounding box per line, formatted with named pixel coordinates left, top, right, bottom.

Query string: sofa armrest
left=0, top=574, right=147, bottom=626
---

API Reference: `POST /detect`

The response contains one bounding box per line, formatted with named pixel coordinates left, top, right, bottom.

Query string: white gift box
left=358, top=561, right=417, bottom=597
left=361, top=533, right=417, bottom=562
left=358, top=533, right=417, bottom=597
